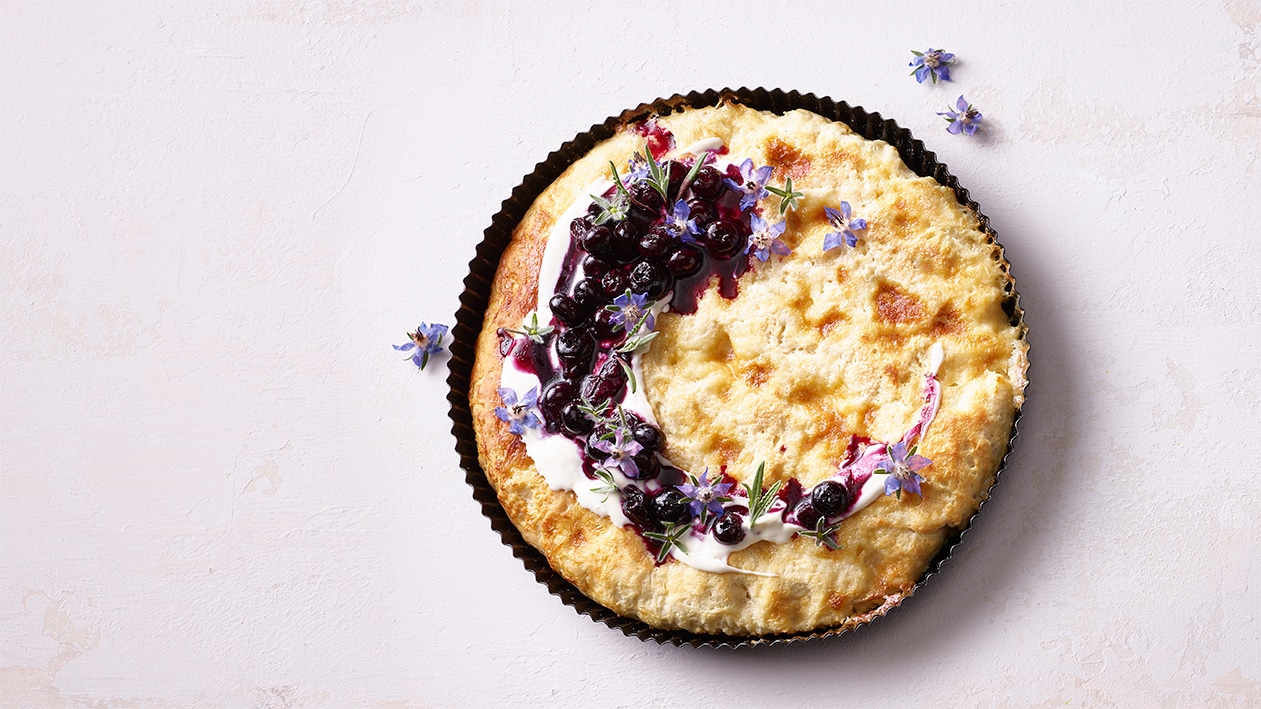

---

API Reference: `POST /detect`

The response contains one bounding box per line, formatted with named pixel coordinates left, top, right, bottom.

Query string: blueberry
left=591, top=306, right=619, bottom=340
left=629, top=260, right=672, bottom=300
left=651, top=488, right=692, bottom=526
left=794, top=498, right=822, bottom=530
left=629, top=450, right=660, bottom=480
left=571, top=278, right=604, bottom=313
left=549, top=293, right=586, bottom=327
left=621, top=485, right=655, bottom=529
left=539, top=379, right=578, bottom=423
left=555, top=327, right=594, bottom=364
left=601, top=268, right=628, bottom=297
left=705, top=219, right=744, bottom=259
left=582, top=225, right=617, bottom=260
left=580, top=357, right=627, bottom=404
left=559, top=401, right=594, bottom=436
left=631, top=422, right=663, bottom=452
left=612, top=220, right=643, bottom=263
left=629, top=181, right=664, bottom=214
left=685, top=198, right=716, bottom=227
left=638, top=229, right=675, bottom=262
left=690, top=165, right=725, bottom=199
left=582, top=254, right=612, bottom=278
left=811, top=480, right=853, bottom=518
left=712, top=512, right=746, bottom=545
left=666, top=245, right=705, bottom=277
left=665, top=160, right=688, bottom=199
left=570, top=217, right=591, bottom=241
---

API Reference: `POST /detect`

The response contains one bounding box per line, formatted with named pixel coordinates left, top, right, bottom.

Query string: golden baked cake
left=468, top=101, right=1028, bottom=637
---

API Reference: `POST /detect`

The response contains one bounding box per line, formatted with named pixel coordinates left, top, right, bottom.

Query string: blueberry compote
left=496, top=127, right=947, bottom=572
left=496, top=135, right=775, bottom=563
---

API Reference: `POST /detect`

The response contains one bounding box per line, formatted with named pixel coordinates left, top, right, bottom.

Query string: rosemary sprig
left=677, top=151, right=711, bottom=196
left=504, top=311, right=553, bottom=344
left=799, top=516, right=842, bottom=550
left=742, top=462, right=784, bottom=522
left=640, top=143, right=671, bottom=200
left=591, top=466, right=620, bottom=502
left=617, top=357, right=637, bottom=394
left=576, top=395, right=612, bottom=422
left=643, top=522, right=691, bottom=563
left=766, top=176, right=804, bottom=216
left=609, top=160, right=633, bottom=200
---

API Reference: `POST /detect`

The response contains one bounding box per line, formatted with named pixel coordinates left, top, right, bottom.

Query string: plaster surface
left=3, top=1, right=1260, bottom=706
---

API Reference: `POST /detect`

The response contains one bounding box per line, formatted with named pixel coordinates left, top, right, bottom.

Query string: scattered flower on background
left=746, top=214, right=790, bottom=261
left=909, top=48, right=955, bottom=84
left=678, top=468, right=733, bottom=522
left=495, top=386, right=541, bottom=436
left=823, top=202, right=868, bottom=251
left=394, top=322, right=448, bottom=371
left=725, top=158, right=773, bottom=211
left=876, top=441, right=932, bottom=498
left=939, top=95, right=983, bottom=136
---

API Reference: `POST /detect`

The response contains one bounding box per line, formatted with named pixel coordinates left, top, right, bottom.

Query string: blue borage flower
left=495, top=386, right=540, bottom=436
left=677, top=468, right=734, bottom=522
left=823, top=202, right=867, bottom=251
left=664, top=199, right=700, bottom=238
left=607, top=290, right=654, bottom=333
left=625, top=151, right=650, bottom=183
left=876, top=441, right=932, bottom=498
left=592, top=427, right=643, bottom=478
left=393, top=322, right=448, bottom=370
left=725, top=158, right=773, bottom=211
left=746, top=214, right=790, bottom=261
left=910, top=48, right=955, bottom=84
left=939, top=95, right=982, bottom=136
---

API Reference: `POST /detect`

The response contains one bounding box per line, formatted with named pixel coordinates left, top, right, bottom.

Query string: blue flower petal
left=890, top=441, right=909, bottom=463
left=903, top=474, right=923, bottom=496
left=823, top=232, right=844, bottom=252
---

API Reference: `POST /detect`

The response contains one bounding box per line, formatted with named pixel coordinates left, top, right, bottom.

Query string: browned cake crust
left=470, top=102, right=1027, bottom=636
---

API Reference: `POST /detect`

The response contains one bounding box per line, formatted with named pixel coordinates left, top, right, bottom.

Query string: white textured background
left=3, top=0, right=1260, bottom=706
